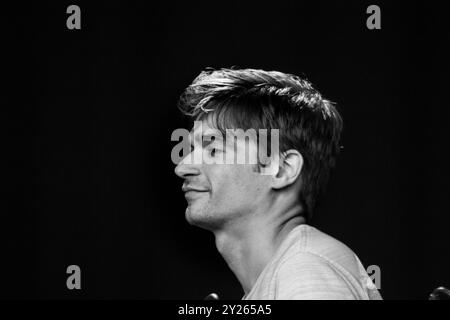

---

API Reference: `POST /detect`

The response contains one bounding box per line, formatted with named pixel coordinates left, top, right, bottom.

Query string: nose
left=174, top=157, right=201, bottom=179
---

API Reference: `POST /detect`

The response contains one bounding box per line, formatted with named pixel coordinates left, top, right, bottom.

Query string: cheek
left=210, top=166, right=263, bottom=201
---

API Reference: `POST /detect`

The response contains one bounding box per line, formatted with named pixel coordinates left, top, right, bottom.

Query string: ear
left=271, top=150, right=303, bottom=190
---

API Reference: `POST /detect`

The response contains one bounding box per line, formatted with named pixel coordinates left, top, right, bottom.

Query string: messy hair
left=178, top=68, right=343, bottom=220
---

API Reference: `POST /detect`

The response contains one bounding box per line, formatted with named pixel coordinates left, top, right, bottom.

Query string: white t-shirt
left=242, top=224, right=382, bottom=300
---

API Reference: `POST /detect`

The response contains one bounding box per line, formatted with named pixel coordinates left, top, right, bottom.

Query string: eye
left=209, top=146, right=223, bottom=157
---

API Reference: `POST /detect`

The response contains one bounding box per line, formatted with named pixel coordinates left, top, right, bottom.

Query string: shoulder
left=274, top=251, right=363, bottom=299
left=287, top=225, right=363, bottom=277
left=272, top=225, right=373, bottom=299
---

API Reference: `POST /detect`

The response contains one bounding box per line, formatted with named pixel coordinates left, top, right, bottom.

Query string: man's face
left=174, top=117, right=271, bottom=231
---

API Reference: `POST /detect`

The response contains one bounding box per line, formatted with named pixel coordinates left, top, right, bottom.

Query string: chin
left=185, top=206, right=203, bottom=226
left=185, top=206, right=219, bottom=230
left=185, top=206, right=196, bottom=225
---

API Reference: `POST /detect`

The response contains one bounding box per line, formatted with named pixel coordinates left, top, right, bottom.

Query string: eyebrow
left=183, top=133, right=223, bottom=151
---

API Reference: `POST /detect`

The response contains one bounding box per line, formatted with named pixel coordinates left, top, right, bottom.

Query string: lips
left=182, top=185, right=209, bottom=201
left=182, top=185, right=209, bottom=193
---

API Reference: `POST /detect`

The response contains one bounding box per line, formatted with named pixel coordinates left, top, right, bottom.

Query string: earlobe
left=271, top=150, right=303, bottom=190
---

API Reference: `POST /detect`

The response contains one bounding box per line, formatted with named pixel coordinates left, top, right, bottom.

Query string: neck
left=212, top=198, right=305, bottom=295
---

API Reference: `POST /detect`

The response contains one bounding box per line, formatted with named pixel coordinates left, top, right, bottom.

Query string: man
left=174, top=68, right=382, bottom=300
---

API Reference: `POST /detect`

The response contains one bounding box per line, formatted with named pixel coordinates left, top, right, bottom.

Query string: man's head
left=174, top=68, right=343, bottom=230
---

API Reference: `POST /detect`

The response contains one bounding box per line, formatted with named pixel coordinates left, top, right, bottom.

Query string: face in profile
left=174, top=116, right=272, bottom=231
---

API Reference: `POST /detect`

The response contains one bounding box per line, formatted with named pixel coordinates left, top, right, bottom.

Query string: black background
left=2, top=1, right=449, bottom=299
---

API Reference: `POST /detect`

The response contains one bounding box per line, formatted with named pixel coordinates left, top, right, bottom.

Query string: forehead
left=189, top=113, right=261, bottom=150
left=189, top=113, right=226, bottom=141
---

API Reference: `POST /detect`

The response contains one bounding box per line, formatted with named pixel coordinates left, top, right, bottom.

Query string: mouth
left=182, top=185, right=209, bottom=200
left=182, top=185, right=209, bottom=193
